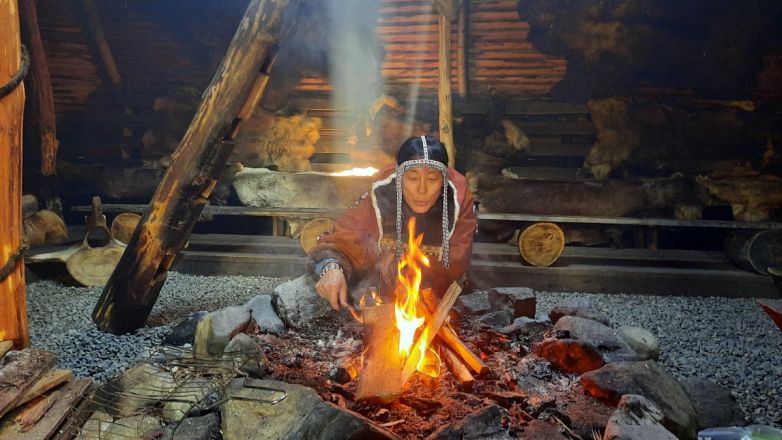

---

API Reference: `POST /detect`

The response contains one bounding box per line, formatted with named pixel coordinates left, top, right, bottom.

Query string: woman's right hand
left=315, top=268, right=349, bottom=311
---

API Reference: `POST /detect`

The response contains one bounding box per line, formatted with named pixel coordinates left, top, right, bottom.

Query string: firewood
left=15, top=391, right=59, bottom=431
left=0, top=379, right=91, bottom=440
left=355, top=304, right=405, bottom=404
left=16, top=369, right=73, bottom=408
left=0, top=349, right=57, bottom=418
left=401, top=282, right=462, bottom=385
left=0, top=341, right=12, bottom=358
left=332, top=355, right=362, bottom=384
left=420, top=304, right=489, bottom=376
left=442, top=346, right=474, bottom=391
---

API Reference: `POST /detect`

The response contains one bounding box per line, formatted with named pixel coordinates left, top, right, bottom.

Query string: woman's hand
left=315, top=268, right=350, bottom=311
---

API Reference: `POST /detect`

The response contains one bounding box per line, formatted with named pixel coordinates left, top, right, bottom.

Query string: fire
left=394, top=218, right=440, bottom=377
left=330, top=167, right=378, bottom=177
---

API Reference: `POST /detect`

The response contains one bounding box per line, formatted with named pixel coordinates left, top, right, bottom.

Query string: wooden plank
left=355, top=304, right=405, bottom=404
left=758, top=300, right=782, bottom=332
left=477, top=212, right=782, bottom=230
left=0, top=349, right=57, bottom=418
left=16, top=370, right=74, bottom=408
left=0, top=379, right=91, bottom=440
left=0, top=0, right=29, bottom=350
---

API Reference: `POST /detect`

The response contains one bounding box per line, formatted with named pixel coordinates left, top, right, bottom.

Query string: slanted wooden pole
left=0, top=0, right=29, bottom=349
left=456, top=2, right=468, bottom=98
left=438, top=14, right=455, bottom=167
left=19, top=0, right=58, bottom=176
left=92, top=0, right=297, bottom=334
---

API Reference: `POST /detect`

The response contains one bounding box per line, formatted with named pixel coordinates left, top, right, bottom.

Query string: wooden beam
left=19, top=0, right=59, bottom=176
left=355, top=304, right=404, bottom=404
left=0, top=0, right=29, bottom=349
left=92, top=0, right=299, bottom=334
left=80, top=0, right=121, bottom=88
left=401, top=282, right=462, bottom=384
left=456, top=2, right=468, bottom=98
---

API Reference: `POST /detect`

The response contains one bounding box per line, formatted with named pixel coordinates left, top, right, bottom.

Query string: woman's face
left=402, top=167, right=443, bottom=214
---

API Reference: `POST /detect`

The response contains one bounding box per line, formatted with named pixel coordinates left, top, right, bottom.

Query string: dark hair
left=396, top=135, right=449, bottom=166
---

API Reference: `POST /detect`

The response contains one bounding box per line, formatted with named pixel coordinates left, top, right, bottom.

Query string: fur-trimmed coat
left=307, top=163, right=477, bottom=303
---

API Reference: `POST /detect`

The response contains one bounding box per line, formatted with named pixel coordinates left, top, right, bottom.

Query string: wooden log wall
left=295, top=0, right=567, bottom=97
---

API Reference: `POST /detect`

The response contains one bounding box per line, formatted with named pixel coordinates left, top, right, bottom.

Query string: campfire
left=355, top=218, right=487, bottom=404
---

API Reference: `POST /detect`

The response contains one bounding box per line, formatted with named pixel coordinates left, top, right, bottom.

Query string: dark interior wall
left=518, top=0, right=782, bottom=101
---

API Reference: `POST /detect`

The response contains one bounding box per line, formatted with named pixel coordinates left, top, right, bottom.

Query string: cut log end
left=518, top=222, right=565, bottom=267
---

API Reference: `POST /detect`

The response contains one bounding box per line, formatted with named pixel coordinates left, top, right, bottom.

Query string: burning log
left=441, top=346, right=474, bottom=391
left=401, top=282, right=463, bottom=385
left=355, top=304, right=405, bottom=404
left=419, top=303, right=489, bottom=376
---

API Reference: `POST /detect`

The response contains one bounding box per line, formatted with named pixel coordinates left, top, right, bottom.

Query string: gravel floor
left=25, top=273, right=782, bottom=427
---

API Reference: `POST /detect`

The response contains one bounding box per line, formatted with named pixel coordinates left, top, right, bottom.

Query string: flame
left=394, top=218, right=428, bottom=358
left=371, top=290, right=382, bottom=305
left=330, top=167, right=378, bottom=177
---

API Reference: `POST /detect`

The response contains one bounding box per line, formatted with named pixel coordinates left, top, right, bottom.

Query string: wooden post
left=92, top=0, right=297, bottom=334
left=19, top=0, right=58, bottom=176
left=456, top=2, right=468, bottom=98
left=355, top=304, right=405, bottom=404
left=0, top=0, right=29, bottom=349
left=438, top=14, right=455, bottom=167
left=81, top=0, right=122, bottom=88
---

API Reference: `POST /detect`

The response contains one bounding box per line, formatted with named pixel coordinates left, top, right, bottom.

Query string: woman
left=308, top=135, right=477, bottom=311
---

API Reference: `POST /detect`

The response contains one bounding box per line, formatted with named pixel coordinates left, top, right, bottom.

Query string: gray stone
left=534, top=337, right=605, bottom=373
left=272, top=275, right=334, bottom=329
left=454, top=291, right=494, bottom=317
left=220, top=378, right=398, bottom=440
left=222, top=332, right=269, bottom=377
left=554, top=316, right=642, bottom=363
left=489, top=287, right=536, bottom=318
left=245, top=294, right=286, bottom=334
left=475, top=310, right=513, bottom=329
left=163, top=311, right=209, bottom=346
left=500, top=316, right=552, bottom=338
left=76, top=411, right=113, bottom=440
left=549, top=298, right=610, bottom=325
left=604, top=395, right=678, bottom=440
left=194, top=306, right=252, bottom=357
left=103, top=363, right=177, bottom=417
left=617, top=326, right=660, bottom=360
left=581, top=361, right=699, bottom=440
left=103, top=414, right=161, bottom=440
left=427, top=404, right=511, bottom=439
left=523, top=420, right=567, bottom=439
left=680, top=378, right=745, bottom=429
left=168, top=413, right=219, bottom=440
left=162, top=378, right=214, bottom=421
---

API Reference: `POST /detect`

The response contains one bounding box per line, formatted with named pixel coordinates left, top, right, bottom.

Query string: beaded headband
left=395, top=135, right=451, bottom=269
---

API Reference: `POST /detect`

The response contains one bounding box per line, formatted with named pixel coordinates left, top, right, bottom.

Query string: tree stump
left=299, top=218, right=334, bottom=252
left=518, top=222, right=565, bottom=267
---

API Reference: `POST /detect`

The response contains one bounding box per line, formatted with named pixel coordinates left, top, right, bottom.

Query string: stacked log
left=0, top=347, right=90, bottom=438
